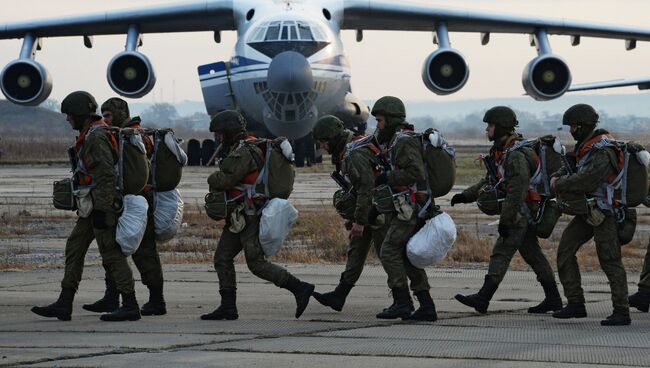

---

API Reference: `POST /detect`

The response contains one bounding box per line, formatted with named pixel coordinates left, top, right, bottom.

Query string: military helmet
left=313, top=115, right=345, bottom=141
left=61, top=91, right=98, bottom=116
left=563, top=104, right=599, bottom=126
left=371, top=96, right=406, bottom=119
left=483, top=106, right=518, bottom=128
left=209, top=110, right=247, bottom=134
left=101, top=97, right=130, bottom=127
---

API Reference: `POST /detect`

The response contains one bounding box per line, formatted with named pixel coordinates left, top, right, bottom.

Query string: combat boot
left=628, top=290, right=650, bottom=313
left=528, top=280, right=563, bottom=314
left=313, top=282, right=354, bottom=312
left=376, top=288, right=412, bottom=319
left=601, top=312, right=631, bottom=326
left=282, top=275, right=315, bottom=318
left=403, top=290, right=437, bottom=322
left=141, top=283, right=167, bottom=316
left=100, top=292, right=141, bottom=322
left=201, top=289, right=238, bottom=320
left=82, top=278, right=119, bottom=313
left=31, top=288, right=75, bottom=321
left=552, top=303, right=587, bottom=319
left=454, top=275, right=498, bottom=314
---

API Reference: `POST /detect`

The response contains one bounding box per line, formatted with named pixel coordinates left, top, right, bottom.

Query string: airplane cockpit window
left=248, top=20, right=330, bottom=58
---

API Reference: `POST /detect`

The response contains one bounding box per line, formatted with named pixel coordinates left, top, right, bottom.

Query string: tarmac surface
left=1, top=164, right=649, bottom=367
left=1, top=264, right=648, bottom=367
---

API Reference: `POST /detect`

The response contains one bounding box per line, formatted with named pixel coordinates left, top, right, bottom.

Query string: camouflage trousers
left=557, top=215, right=629, bottom=313
left=379, top=212, right=430, bottom=292
left=488, top=217, right=556, bottom=285
left=61, top=216, right=135, bottom=294
left=103, top=206, right=163, bottom=288
left=339, top=224, right=386, bottom=286
left=213, top=215, right=290, bottom=291
left=638, top=239, right=650, bottom=293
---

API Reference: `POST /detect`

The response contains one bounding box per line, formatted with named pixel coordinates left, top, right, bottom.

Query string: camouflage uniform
left=82, top=98, right=165, bottom=316
left=32, top=91, right=139, bottom=322
left=311, top=116, right=387, bottom=311
left=201, top=110, right=314, bottom=320
left=372, top=97, right=436, bottom=321
left=454, top=109, right=560, bottom=314
left=552, top=104, right=630, bottom=326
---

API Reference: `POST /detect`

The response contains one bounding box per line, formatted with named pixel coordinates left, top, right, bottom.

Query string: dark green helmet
left=313, top=115, right=345, bottom=141
left=483, top=106, right=518, bottom=128
left=371, top=96, right=406, bottom=119
left=101, top=97, right=130, bottom=128
left=563, top=104, right=599, bottom=126
left=209, top=110, right=247, bottom=134
left=61, top=91, right=98, bottom=116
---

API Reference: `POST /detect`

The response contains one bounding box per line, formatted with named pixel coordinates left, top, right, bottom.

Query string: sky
left=1, top=0, right=650, bottom=105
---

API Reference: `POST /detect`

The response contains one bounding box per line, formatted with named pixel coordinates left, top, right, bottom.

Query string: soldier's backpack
left=243, top=137, right=295, bottom=200
left=505, top=135, right=564, bottom=198
left=421, top=129, right=456, bottom=198
left=389, top=130, right=456, bottom=199
left=575, top=136, right=649, bottom=208
left=109, top=127, right=150, bottom=195
left=150, top=129, right=187, bottom=192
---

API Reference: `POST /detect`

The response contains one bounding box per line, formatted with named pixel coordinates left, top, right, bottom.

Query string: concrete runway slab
left=1, top=264, right=648, bottom=367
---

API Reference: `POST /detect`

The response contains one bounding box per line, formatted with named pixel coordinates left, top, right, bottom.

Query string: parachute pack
left=242, top=137, right=295, bottom=200
left=112, top=127, right=150, bottom=195
left=505, top=135, right=564, bottom=198
left=575, top=136, right=649, bottom=209
left=149, top=129, right=188, bottom=192
left=389, top=129, right=457, bottom=199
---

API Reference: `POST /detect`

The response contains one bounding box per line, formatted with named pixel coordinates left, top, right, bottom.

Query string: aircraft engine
left=522, top=54, right=572, bottom=101
left=421, top=48, right=469, bottom=95
left=0, top=59, right=52, bottom=106
left=107, top=51, right=156, bottom=98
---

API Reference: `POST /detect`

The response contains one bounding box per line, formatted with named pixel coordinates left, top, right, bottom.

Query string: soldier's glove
left=498, top=223, right=509, bottom=238
left=374, top=172, right=388, bottom=187
left=92, top=210, right=109, bottom=230
left=368, top=206, right=380, bottom=224
left=450, top=193, right=467, bottom=206
left=344, top=221, right=354, bottom=231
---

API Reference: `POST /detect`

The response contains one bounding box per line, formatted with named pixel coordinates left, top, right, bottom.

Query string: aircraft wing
left=0, top=0, right=235, bottom=39
left=342, top=0, right=650, bottom=42
left=569, top=78, right=650, bottom=92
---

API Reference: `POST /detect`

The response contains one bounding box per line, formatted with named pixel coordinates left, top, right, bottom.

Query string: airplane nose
left=268, top=51, right=313, bottom=93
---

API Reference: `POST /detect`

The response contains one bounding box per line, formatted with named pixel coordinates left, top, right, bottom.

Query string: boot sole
left=630, top=304, right=649, bottom=313
left=141, top=309, right=167, bottom=316
left=200, top=315, right=238, bottom=321
left=82, top=304, right=118, bottom=313
left=454, top=295, right=487, bottom=314
left=100, top=314, right=141, bottom=322
left=31, top=307, right=71, bottom=321
left=376, top=312, right=412, bottom=320
left=552, top=312, right=587, bottom=319
left=601, top=320, right=631, bottom=326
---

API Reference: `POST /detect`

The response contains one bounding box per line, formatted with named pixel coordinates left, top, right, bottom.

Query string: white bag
left=259, top=198, right=299, bottom=256
left=116, top=194, right=149, bottom=256
left=154, top=189, right=184, bottom=242
left=407, top=212, right=457, bottom=269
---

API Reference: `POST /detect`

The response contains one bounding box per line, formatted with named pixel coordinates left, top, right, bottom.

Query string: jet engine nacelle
left=421, top=48, right=469, bottom=95
left=0, top=59, right=52, bottom=106
left=107, top=51, right=156, bottom=98
left=522, top=54, right=572, bottom=101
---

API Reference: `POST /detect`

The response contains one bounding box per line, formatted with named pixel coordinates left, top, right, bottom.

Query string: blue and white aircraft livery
left=2, top=0, right=650, bottom=140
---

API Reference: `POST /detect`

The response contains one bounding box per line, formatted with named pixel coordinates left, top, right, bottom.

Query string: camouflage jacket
left=553, top=129, right=619, bottom=195
left=462, top=134, right=536, bottom=226
left=386, top=131, right=427, bottom=193
left=75, top=119, right=119, bottom=213
left=207, top=137, right=262, bottom=194
left=342, top=137, right=380, bottom=226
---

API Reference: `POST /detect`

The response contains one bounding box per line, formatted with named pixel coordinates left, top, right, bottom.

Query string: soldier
left=371, top=96, right=437, bottom=321
left=629, top=242, right=650, bottom=313
left=82, top=98, right=166, bottom=316
left=31, top=91, right=140, bottom=322
left=310, top=115, right=386, bottom=312
left=451, top=107, right=562, bottom=314
left=551, top=104, right=631, bottom=326
left=201, top=110, right=314, bottom=320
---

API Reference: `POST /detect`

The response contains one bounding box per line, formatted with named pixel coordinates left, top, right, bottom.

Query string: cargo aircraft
left=2, top=0, right=650, bottom=158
